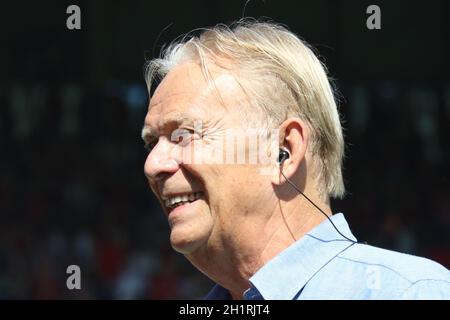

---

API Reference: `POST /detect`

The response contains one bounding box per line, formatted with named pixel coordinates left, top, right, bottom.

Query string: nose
left=144, top=139, right=180, bottom=182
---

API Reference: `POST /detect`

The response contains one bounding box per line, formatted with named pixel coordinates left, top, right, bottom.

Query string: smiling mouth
left=164, top=192, right=205, bottom=211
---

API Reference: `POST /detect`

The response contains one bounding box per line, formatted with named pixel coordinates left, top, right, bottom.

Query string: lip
left=161, top=191, right=204, bottom=201
left=161, top=191, right=205, bottom=214
left=166, top=195, right=204, bottom=216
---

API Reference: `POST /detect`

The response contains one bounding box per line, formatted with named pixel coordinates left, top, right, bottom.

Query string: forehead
left=145, top=61, right=247, bottom=125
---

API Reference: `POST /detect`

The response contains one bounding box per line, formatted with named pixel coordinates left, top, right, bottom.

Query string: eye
left=175, top=133, right=188, bottom=147
left=172, top=128, right=201, bottom=147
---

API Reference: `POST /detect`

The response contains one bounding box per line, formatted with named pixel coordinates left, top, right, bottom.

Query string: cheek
left=186, top=161, right=264, bottom=216
left=206, top=168, right=249, bottom=210
left=179, top=135, right=210, bottom=160
left=186, top=136, right=228, bottom=166
left=216, top=167, right=266, bottom=209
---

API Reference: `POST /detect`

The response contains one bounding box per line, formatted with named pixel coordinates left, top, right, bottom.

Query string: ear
left=271, top=117, right=309, bottom=185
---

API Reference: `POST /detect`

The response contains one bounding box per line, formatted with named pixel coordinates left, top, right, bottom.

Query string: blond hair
left=144, top=19, right=345, bottom=199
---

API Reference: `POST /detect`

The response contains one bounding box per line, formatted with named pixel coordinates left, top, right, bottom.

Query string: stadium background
left=0, top=0, right=449, bottom=298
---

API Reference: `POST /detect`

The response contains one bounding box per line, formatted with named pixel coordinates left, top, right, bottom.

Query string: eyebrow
left=141, top=114, right=202, bottom=143
left=141, top=126, right=156, bottom=143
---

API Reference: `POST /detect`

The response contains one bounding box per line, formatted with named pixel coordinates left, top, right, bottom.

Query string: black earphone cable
left=279, top=170, right=357, bottom=243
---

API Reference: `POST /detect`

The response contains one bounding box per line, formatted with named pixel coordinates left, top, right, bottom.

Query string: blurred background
left=0, top=0, right=449, bottom=299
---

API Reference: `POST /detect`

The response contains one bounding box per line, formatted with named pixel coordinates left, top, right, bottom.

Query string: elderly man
left=141, top=20, right=450, bottom=299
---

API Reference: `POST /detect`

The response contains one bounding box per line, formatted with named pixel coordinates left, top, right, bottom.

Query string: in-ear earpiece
left=278, top=149, right=290, bottom=164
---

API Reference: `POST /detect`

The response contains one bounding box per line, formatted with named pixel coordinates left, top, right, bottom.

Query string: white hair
left=144, top=19, right=346, bottom=199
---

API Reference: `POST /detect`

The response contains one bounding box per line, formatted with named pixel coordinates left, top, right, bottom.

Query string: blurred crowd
left=0, top=80, right=449, bottom=299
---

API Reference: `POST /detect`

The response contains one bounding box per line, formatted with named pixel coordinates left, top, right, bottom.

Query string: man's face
left=143, top=61, right=275, bottom=256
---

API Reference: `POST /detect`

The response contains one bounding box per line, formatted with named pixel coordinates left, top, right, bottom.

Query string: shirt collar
left=205, top=213, right=357, bottom=300
left=247, top=213, right=356, bottom=299
left=204, top=284, right=232, bottom=300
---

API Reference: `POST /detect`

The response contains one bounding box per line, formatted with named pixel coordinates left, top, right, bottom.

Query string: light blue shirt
left=206, top=213, right=450, bottom=300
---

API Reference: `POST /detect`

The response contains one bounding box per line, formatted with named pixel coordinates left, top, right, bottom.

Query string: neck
left=187, top=191, right=331, bottom=300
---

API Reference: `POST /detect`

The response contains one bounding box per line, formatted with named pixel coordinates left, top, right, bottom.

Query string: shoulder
left=302, top=243, right=450, bottom=299
left=339, top=243, right=450, bottom=283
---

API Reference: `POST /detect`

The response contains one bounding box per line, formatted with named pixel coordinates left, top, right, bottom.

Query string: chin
left=169, top=227, right=208, bottom=255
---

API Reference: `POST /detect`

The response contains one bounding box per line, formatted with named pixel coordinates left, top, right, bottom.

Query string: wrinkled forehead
left=147, top=61, right=249, bottom=118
